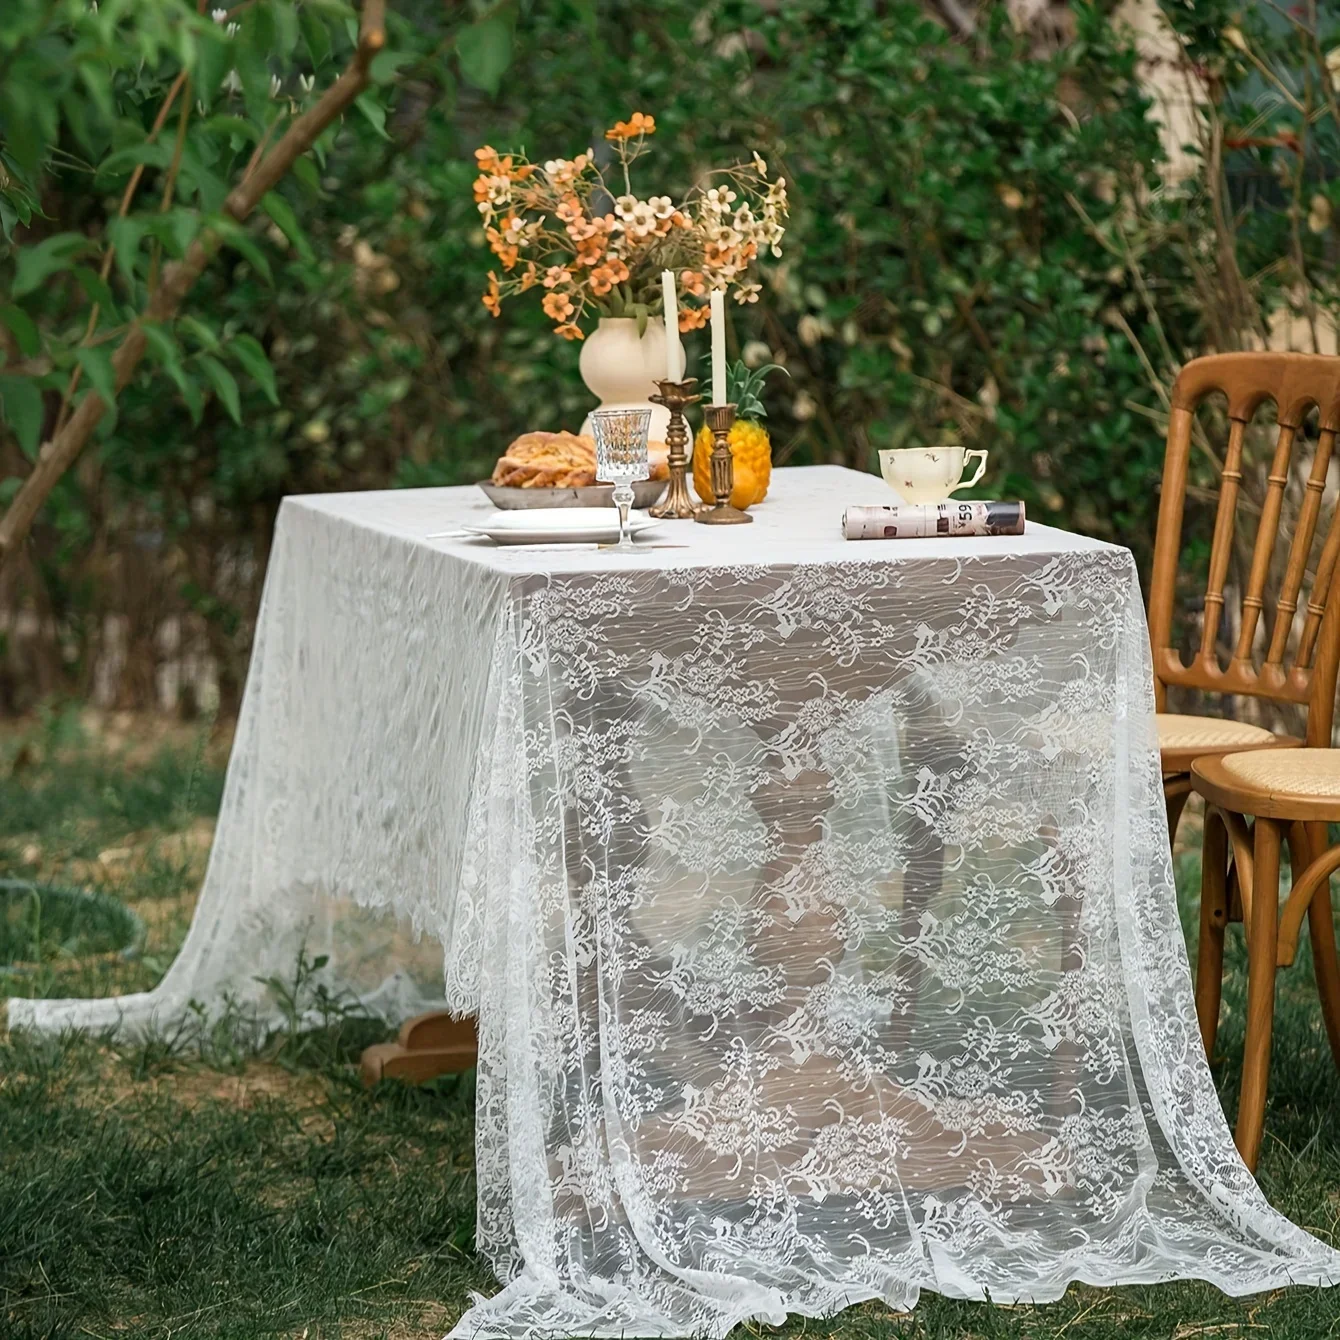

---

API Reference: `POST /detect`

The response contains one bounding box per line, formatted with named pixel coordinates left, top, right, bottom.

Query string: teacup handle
left=951, top=449, right=988, bottom=493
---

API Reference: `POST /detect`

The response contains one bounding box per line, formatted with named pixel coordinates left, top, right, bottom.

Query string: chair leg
left=1196, top=807, right=1230, bottom=1061
left=1164, top=774, right=1193, bottom=843
left=1236, top=817, right=1282, bottom=1173
left=1302, top=818, right=1340, bottom=1072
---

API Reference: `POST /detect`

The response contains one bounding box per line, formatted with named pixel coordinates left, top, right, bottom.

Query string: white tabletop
left=287, top=465, right=1117, bottom=576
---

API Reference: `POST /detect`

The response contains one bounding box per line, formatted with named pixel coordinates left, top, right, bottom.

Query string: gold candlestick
left=649, top=377, right=701, bottom=519
left=695, top=402, right=752, bottom=525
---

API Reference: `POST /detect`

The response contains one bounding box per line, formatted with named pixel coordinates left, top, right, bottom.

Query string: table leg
left=359, top=1010, right=478, bottom=1086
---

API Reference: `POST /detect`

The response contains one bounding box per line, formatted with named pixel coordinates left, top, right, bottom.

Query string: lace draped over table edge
left=449, top=550, right=1340, bottom=1339
left=7, top=483, right=1337, bottom=1340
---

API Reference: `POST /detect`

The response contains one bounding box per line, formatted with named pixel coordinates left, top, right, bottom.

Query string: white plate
left=462, top=508, right=664, bottom=545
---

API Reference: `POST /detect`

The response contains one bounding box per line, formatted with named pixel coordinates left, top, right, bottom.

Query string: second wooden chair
left=1147, top=352, right=1340, bottom=836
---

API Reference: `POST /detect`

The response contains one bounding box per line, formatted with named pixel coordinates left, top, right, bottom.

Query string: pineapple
left=693, top=359, right=786, bottom=510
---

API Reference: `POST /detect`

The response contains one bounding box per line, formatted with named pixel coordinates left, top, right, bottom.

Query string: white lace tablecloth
left=13, top=466, right=1337, bottom=1336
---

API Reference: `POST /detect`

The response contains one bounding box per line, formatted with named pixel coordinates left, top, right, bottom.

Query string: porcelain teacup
left=878, top=446, right=988, bottom=504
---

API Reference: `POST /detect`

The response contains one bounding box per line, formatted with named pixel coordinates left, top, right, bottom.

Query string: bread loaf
left=492, top=430, right=670, bottom=487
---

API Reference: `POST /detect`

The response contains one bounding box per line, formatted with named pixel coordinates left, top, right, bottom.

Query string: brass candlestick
left=649, top=377, right=701, bottom=519
left=695, top=403, right=752, bottom=525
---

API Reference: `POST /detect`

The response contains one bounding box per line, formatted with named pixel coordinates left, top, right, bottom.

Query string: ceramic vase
left=579, top=316, right=683, bottom=442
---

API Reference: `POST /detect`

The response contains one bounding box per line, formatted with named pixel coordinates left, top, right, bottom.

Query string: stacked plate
left=462, top=509, right=663, bottom=546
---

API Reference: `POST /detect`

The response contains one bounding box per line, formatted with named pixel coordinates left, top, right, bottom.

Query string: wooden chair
left=1147, top=350, right=1340, bottom=1171
left=1192, top=743, right=1340, bottom=1171
left=1148, top=352, right=1340, bottom=838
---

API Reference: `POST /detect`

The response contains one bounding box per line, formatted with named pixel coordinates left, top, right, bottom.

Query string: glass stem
left=614, top=483, right=633, bottom=550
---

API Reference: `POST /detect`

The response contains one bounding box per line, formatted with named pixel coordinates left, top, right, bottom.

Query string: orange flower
left=679, top=269, right=708, bottom=296
left=678, top=305, right=710, bottom=332
left=519, top=261, right=539, bottom=291
left=542, top=265, right=571, bottom=289
left=482, top=271, right=502, bottom=317
left=485, top=229, right=520, bottom=270
left=605, top=111, right=656, bottom=141
left=567, top=216, right=601, bottom=241
left=588, top=256, right=630, bottom=296
left=574, top=235, right=606, bottom=267
left=555, top=323, right=585, bottom=341
left=475, top=145, right=502, bottom=174
left=543, top=291, right=576, bottom=322
left=555, top=196, right=584, bottom=226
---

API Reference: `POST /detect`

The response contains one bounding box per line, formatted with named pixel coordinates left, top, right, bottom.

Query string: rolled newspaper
left=843, top=500, right=1025, bottom=540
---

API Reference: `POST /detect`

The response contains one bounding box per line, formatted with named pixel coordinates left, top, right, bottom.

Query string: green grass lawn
left=2, top=709, right=1338, bottom=1339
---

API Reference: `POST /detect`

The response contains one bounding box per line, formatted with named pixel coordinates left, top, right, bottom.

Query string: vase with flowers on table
left=471, top=112, right=788, bottom=517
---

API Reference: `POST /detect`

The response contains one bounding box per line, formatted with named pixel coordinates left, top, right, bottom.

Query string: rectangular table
left=15, top=466, right=1337, bottom=1337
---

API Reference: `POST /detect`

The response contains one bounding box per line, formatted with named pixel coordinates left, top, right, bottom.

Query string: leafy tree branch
left=0, top=0, right=388, bottom=576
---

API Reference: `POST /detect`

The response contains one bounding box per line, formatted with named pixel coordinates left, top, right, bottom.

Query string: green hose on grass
left=0, top=879, right=144, bottom=972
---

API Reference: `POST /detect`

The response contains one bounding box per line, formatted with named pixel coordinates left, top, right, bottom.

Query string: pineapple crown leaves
left=701, top=355, right=790, bottom=420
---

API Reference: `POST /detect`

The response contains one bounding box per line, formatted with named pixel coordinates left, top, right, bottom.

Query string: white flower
left=707, top=222, right=742, bottom=249
left=613, top=195, right=658, bottom=238
left=226, top=21, right=239, bottom=37
left=270, top=74, right=283, bottom=99
left=647, top=195, right=675, bottom=219
left=299, top=73, right=315, bottom=94
left=733, top=281, right=761, bottom=304
left=485, top=175, right=511, bottom=201
left=752, top=151, right=768, bottom=178
left=543, top=154, right=590, bottom=188
left=704, top=185, right=737, bottom=214
left=211, top=6, right=227, bottom=22
left=222, top=69, right=242, bottom=95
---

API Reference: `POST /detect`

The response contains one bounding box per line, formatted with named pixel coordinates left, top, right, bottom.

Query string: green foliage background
left=5, top=0, right=1335, bottom=710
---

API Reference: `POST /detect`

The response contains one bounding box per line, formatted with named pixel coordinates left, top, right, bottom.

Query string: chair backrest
left=1147, top=351, right=1340, bottom=745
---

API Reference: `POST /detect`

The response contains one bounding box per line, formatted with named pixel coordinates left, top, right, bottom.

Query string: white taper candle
left=661, top=270, right=683, bottom=381
left=710, top=288, right=727, bottom=406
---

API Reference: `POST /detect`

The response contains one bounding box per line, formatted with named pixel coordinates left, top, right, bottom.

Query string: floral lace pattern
left=12, top=475, right=1337, bottom=1339
left=456, top=549, right=1338, bottom=1336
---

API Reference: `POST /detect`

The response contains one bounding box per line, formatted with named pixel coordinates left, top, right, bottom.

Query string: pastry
left=492, top=430, right=671, bottom=487
left=492, top=431, right=597, bottom=487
